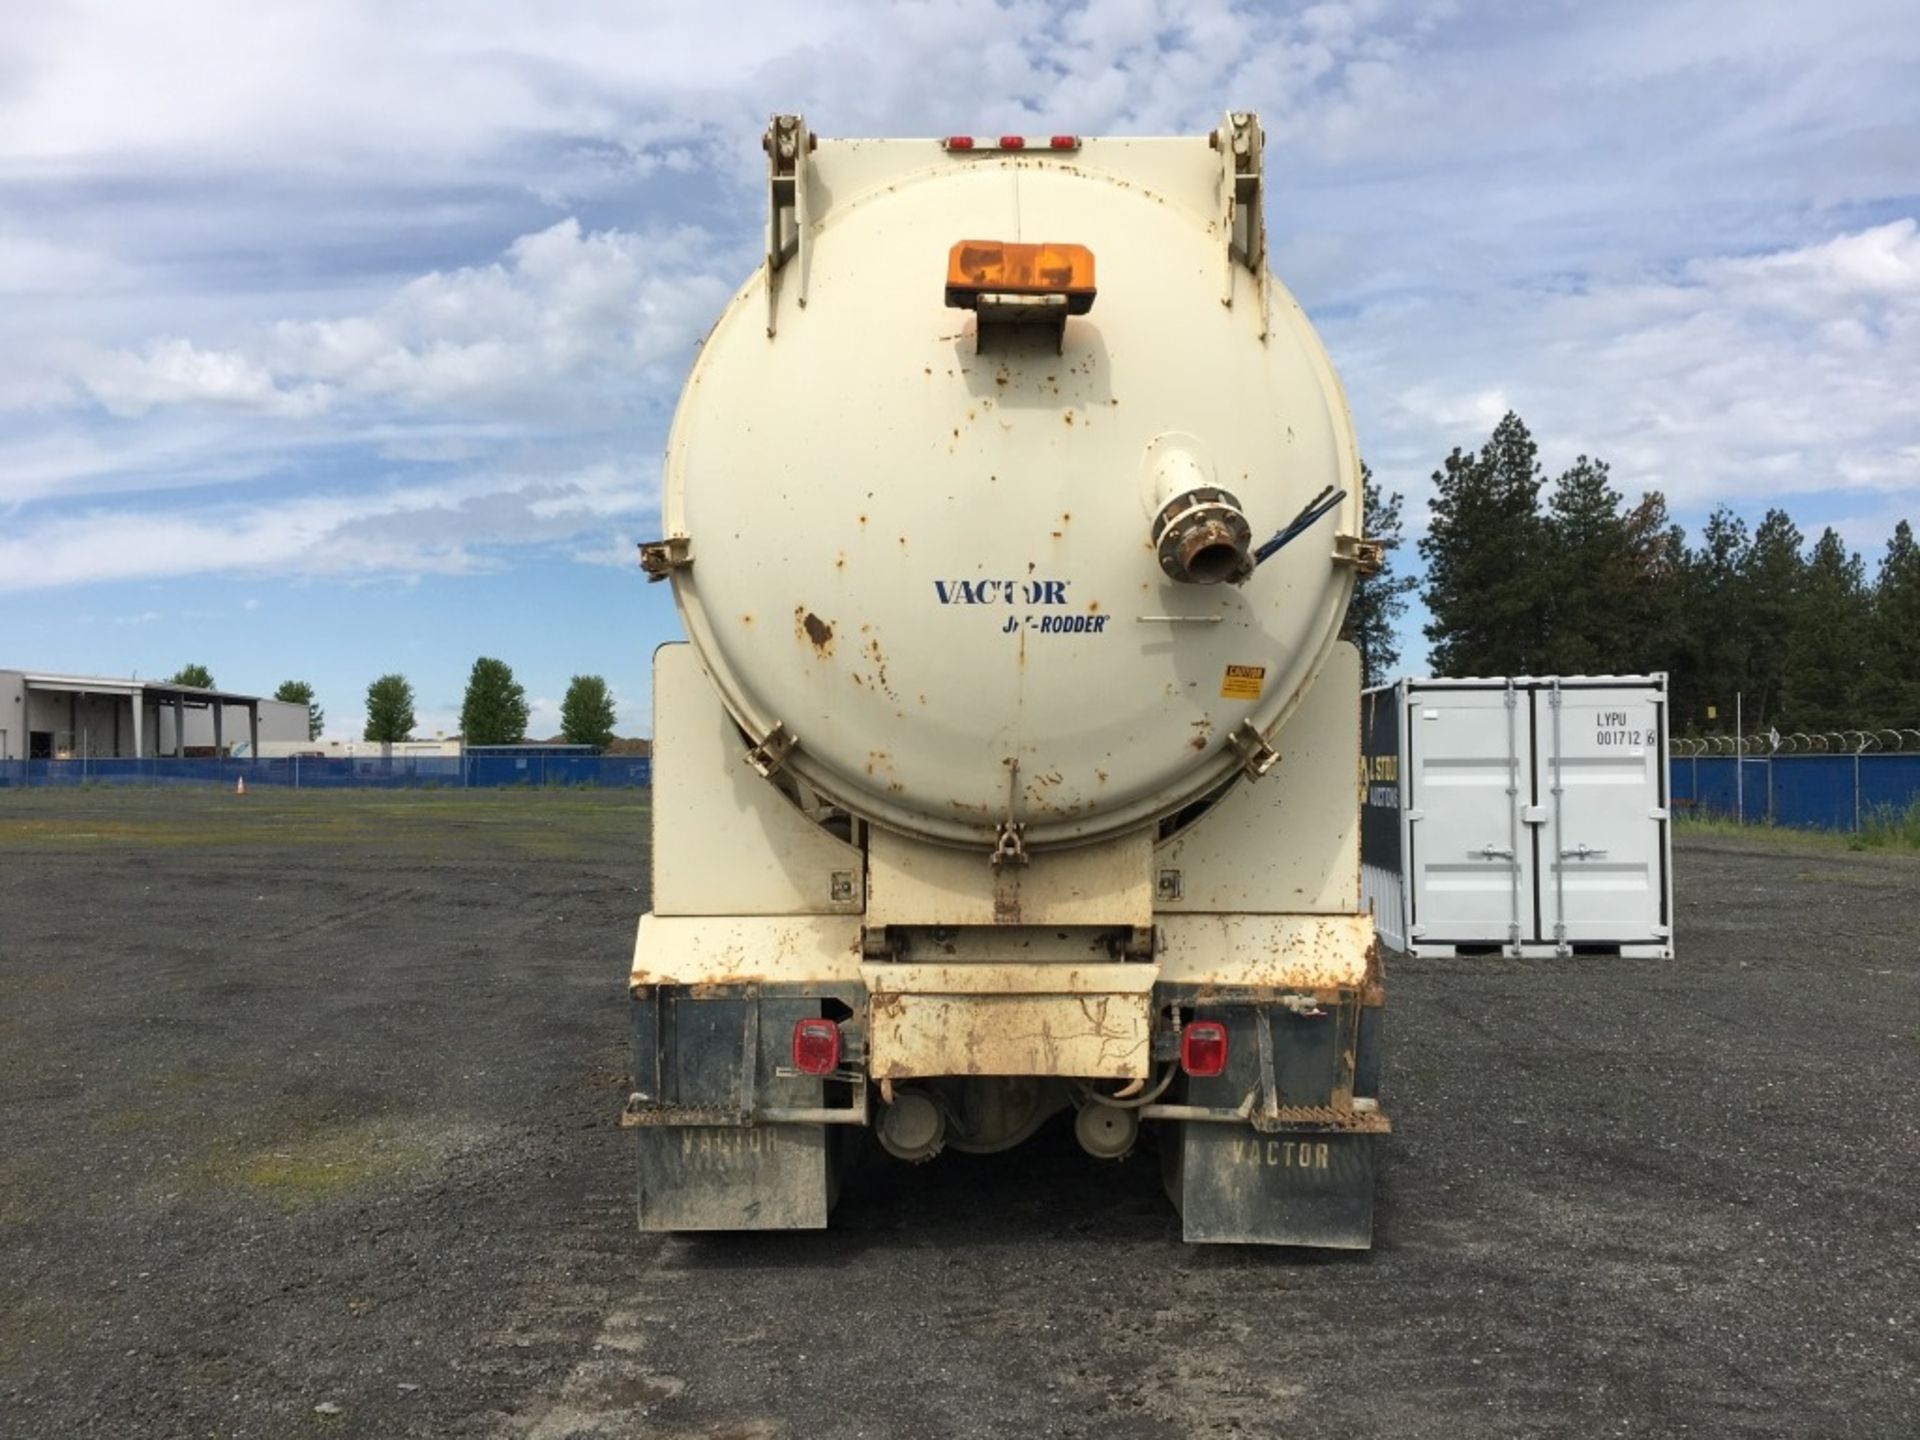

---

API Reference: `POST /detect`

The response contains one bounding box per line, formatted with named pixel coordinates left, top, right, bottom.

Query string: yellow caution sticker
left=1220, top=664, right=1266, bottom=700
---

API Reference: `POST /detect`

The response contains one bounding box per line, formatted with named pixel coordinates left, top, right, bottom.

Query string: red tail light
left=1181, top=1021, right=1228, bottom=1077
left=998, top=134, right=1026, bottom=150
left=792, top=1018, right=840, bottom=1075
left=944, top=135, right=975, bottom=151
left=1049, top=134, right=1078, bottom=149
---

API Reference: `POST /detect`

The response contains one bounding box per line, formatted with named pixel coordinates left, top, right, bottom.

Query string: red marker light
left=1049, top=135, right=1078, bottom=149
left=944, top=135, right=975, bottom=151
left=1181, top=1021, right=1228, bottom=1078
left=792, top=1018, right=841, bottom=1075
left=999, top=134, right=1026, bottom=150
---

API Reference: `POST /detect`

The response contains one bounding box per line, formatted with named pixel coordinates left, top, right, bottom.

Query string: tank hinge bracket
left=637, top=535, right=691, bottom=582
left=1332, top=532, right=1384, bottom=577
left=1227, top=720, right=1280, bottom=780
left=1211, top=110, right=1268, bottom=339
left=744, top=721, right=796, bottom=778
left=763, top=113, right=813, bottom=338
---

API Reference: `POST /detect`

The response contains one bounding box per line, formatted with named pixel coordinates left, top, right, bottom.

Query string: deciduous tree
left=559, top=675, right=619, bottom=749
left=364, top=674, right=416, bottom=743
left=170, top=663, right=214, bottom=689
left=459, top=657, right=529, bottom=746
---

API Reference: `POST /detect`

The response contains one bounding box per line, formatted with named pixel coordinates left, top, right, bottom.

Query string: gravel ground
left=1, top=790, right=1915, bottom=1439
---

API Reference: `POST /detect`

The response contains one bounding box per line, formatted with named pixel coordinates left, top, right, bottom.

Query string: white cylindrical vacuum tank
left=660, top=146, right=1361, bottom=851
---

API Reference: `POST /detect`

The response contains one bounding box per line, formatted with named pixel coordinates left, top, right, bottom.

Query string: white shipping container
left=1362, top=675, right=1674, bottom=959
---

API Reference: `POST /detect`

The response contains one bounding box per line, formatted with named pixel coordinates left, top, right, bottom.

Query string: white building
left=0, top=670, right=309, bottom=761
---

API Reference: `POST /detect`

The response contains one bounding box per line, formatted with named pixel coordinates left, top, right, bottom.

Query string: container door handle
left=1477, top=844, right=1514, bottom=860
left=1559, top=844, right=1608, bottom=860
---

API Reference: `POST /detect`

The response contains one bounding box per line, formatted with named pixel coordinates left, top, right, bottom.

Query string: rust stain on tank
left=796, top=607, right=835, bottom=657
left=865, top=636, right=896, bottom=698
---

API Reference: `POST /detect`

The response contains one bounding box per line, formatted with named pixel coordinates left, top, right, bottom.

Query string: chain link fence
left=0, top=753, right=651, bottom=789
left=1671, top=747, right=1920, bottom=831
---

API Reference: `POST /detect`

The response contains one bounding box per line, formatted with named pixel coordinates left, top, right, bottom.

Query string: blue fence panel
left=1863, top=754, right=1920, bottom=820
left=1767, top=757, right=1850, bottom=830
left=0, top=755, right=651, bottom=790
left=1669, top=752, right=1920, bottom=831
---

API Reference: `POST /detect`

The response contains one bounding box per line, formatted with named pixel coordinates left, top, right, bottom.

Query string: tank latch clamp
left=744, top=722, right=796, bottom=778
left=638, top=535, right=691, bottom=582
left=1332, top=532, right=1385, bottom=577
left=1227, top=721, right=1280, bottom=780
left=990, top=819, right=1029, bottom=867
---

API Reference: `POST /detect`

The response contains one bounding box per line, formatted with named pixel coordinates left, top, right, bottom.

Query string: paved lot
left=1, top=789, right=1915, bottom=1438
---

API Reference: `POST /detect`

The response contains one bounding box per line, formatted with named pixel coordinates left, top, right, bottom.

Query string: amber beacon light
left=944, top=240, right=1097, bottom=314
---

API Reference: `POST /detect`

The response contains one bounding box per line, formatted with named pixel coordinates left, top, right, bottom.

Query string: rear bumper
left=625, top=911, right=1388, bottom=1245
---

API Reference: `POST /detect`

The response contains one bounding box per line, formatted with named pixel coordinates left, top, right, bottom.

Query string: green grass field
left=1676, top=798, right=1920, bottom=854
left=0, top=786, right=650, bottom=860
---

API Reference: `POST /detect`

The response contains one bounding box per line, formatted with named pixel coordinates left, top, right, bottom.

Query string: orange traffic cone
left=235, top=775, right=247, bottom=796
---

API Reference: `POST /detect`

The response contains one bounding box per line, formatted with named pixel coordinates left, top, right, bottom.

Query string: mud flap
left=635, top=1124, right=833, bottom=1231
left=1162, top=999, right=1382, bottom=1247
left=629, top=990, right=839, bottom=1232
left=1173, top=1126, right=1377, bottom=1248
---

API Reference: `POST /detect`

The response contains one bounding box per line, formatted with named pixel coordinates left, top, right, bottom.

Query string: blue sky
left=2, top=0, right=1916, bottom=738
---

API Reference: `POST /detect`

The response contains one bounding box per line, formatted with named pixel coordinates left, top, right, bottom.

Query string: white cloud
left=61, top=218, right=735, bottom=424
left=0, top=232, right=130, bottom=293
left=1339, top=220, right=1920, bottom=521
left=526, top=697, right=562, bottom=739
left=79, top=338, right=332, bottom=419
left=1, top=0, right=1916, bottom=619
left=0, top=460, right=657, bottom=591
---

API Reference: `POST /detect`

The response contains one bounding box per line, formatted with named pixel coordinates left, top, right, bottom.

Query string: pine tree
left=1540, top=455, right=1629, bottom=673
left=1861, top=519, right=1920, bottom=727
left=559, top=675, right=619, bottom=749
left=1420, top=412, right=1549, bottom=676
left=1621, top=493, right=1689, bottom=677
left=1346, top=464, right=1418, bottom=687
left=1780, top=529, right=1869, bottom=730
left=1741, top=509, right=1806, bottom=728
left=1679, top=508, right=1752, bottom=732
left=364, top=674, right=416, bottom=743
left=170, top=663, right=214, bottom=689
left=459, top=657, right=530, bottom=746
left=274, top=680, right=324, bottom=741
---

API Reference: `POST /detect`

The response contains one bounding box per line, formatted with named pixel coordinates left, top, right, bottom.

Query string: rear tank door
left=1405, top=685, right=1533, bottom=950
left=1541, top=682, right=1670, bottom=947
